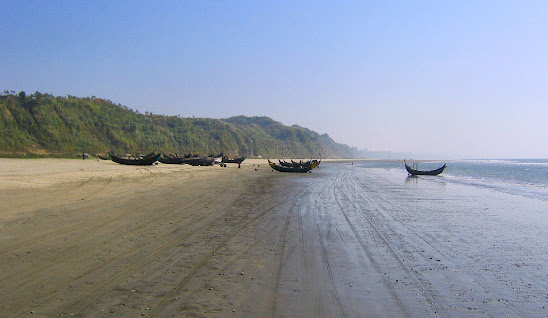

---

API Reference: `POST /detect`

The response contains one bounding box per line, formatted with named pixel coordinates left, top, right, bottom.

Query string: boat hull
left=268, top=159, right=320, bottom=173
left=405, top=163, right=446, bottom=176
left=222, top=156, right=246, bottom=164
left=110, top=153, right=161, bottom=166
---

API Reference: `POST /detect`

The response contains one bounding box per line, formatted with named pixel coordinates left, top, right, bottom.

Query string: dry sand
left=1, top=159, right=547, bottom=317
left=1, top=158, right=280, bottom=317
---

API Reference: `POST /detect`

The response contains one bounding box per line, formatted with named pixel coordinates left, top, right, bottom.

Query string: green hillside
left=0, top=91, right=365, bottom=158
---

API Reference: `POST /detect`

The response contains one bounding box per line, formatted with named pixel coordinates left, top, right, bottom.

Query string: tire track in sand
left=9, top=171, right=237, bottom=317
left=0, top=168, right=167, bottom=258
left=150, top=176, right=325, bottom=316
left=331, top=170, right=414, bottom=317
left=347, top=171, right=527, bottom=317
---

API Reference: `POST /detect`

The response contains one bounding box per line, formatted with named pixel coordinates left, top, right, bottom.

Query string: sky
left=1, top=1, right=547, bottom=159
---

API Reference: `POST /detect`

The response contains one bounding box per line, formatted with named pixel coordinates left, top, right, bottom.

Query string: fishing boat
left=158, top=153, right=220, bottom=166
left=158, top=154, right=185, bottom=164
left=268, top=159, right=320, bottom=173
left=109, top=152, right=161, bottom=166
left=278, top=159, right=320, bottom=169
left=222, top=155, right=246, bottom=164
left=404, top=161, right=446, bottom=176
left=181, top=156, right=215, bottom=166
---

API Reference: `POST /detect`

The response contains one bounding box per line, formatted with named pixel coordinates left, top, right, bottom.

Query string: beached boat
left=181, top=156, right=215, bottom=166
left=278, top=159, right=320, bottom=169
left=405, top=162, right=446, bottom=176
left=109, top=152, right=161, bottom=166
left=222, top=155, right=246, bottom=164
left=268, top=159, right=320, bottom=173
left=158, top=154, right=185, bottom=164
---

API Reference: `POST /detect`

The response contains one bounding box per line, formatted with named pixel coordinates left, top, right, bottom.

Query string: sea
left=358, top=159, right=548, bottom=201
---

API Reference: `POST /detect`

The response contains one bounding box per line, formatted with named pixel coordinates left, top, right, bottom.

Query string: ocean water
left=357, top=159, right=548, bottom=201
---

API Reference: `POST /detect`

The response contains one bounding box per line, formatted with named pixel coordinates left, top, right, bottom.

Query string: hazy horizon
left=2, top=1, right=547, bottom=159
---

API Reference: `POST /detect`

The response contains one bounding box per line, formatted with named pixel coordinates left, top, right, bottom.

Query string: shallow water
left=267, top=162, right=548, bottom=317
left=360, top=159, right=548, bottom=201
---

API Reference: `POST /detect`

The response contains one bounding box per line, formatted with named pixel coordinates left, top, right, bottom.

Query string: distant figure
left=238, top=162, right=241, bottom=169
left=352, top=162, right=353, bottom=165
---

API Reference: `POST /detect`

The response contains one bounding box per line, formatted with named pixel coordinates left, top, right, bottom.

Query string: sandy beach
left=1, top=159, right=547, bottom=317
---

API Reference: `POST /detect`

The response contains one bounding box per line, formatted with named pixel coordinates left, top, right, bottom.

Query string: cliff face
left=0, top=92, right=363, bottom=158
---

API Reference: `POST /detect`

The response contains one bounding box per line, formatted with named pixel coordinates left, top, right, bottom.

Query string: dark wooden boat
left=109, top=152, right=161, bottom=166
left=158, top=154, right=216, bottom=166
left=158, top=154, right=185, bottom=164
left=181, top=156, right=215, bottom=166
left=405, top=162, right=446, bottom=176
left=278, top=159, right=319, bottom=169
left=268, top=159, right=320, bottom=173
left=222, top=155, right=246, bottom=164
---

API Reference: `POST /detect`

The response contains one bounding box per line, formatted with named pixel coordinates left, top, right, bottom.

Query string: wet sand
left=1, top=159, right=547, bottom=317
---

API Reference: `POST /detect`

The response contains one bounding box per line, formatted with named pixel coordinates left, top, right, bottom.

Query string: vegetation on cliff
left=0, top=91, right=365, bottom=158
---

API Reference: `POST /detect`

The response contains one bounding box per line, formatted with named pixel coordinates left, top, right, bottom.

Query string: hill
left=0, top=91, right=366, bottom=158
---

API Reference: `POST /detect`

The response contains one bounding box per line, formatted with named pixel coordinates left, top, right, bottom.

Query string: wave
left=442, top=174, right=548, bottom=201
left=460, top=159, right=548, bottom=166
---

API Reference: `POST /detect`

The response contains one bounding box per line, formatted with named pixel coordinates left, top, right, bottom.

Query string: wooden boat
left=405, top=162, right=446, bottom=176
left=109, top=152, right=161, bottom=166
left=158, top=154, right=185, bottom=164
left=158, top=154, right=218, bottom=166
left=278, top=159, right=319, bottom=169
left=181, top=156, right=215, bottom=166
left=222, top=155, right=246, bottom=164
left=268, top=159, right=320, bottom=173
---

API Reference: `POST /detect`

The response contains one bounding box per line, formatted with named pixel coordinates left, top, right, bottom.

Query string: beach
left=1, top=159, right=547, bottom=317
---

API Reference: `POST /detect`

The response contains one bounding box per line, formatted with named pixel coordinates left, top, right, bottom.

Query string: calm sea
left=357, top=159, right=548, bottom=201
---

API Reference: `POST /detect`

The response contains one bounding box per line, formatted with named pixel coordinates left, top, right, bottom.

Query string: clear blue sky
left=2, top=1, right=547, bottom=158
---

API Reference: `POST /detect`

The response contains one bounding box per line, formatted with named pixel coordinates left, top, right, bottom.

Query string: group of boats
left=105, top=151, right=322, bottom=173
left=158, top=152, right=241, bottom=166
left=268, top=159, right=321, bottom=173
left=102, top=151, right=324, bottom=173
left=104, top=152, right=246, bottom=166
left=103, top=152, right=444, bottom=176
left=268, top=158, right=445, bottom=175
